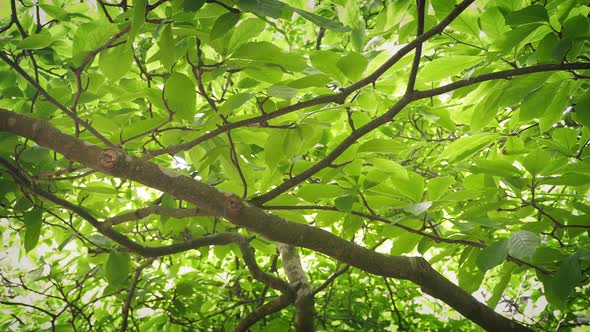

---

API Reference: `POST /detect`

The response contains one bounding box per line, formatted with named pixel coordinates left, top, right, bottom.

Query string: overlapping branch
left=0, top=109, right=531, bottom=331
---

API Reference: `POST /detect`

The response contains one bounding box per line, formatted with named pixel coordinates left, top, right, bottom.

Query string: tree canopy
left=1, top=0, right=589, bottom=331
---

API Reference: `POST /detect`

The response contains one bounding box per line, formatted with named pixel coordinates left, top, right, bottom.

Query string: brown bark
left=0, top=109, right=530, bottom=331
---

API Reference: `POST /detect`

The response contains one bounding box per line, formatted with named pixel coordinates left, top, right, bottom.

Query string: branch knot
left=225, top=195, right=243, bottom=218
left=99, top=149, right=119, bottom=170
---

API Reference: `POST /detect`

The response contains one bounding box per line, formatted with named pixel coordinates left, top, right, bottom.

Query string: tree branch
left=414, top=63, right=590, bottom=99
left=406, top=0, right=426, bottom=93
left=121, top=258, right=155, bottom=332
left=0, top=109, right=531, bottom=331
left=104, top=206, right=213, bottom=227
left=232, top=294, right=293, bottom=332
left=278, top=244, right=314, bottom=331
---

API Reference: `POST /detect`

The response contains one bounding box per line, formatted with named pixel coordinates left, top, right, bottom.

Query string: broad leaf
left=477, top=239, right=509, bottom=272
left=505, top=5, right=549, bottom=26
left=508, top=231, right=540, bottom=259
left=105, top=251, right=130, bottom=286
left=164, top=73, right=196, bottom=121
left=23, top=209, right=42, bottom=252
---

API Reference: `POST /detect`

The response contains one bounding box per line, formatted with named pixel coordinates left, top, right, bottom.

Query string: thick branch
left=0, top=109, right=530, bottom=331
left=278, top=244, right=314, bottom=332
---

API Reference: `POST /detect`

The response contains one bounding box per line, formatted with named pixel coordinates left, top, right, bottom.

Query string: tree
left=0, top=0, right=589, bottom=330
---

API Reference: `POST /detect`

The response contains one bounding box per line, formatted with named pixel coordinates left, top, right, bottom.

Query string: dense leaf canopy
left=0, top=0, right=589, bottom=331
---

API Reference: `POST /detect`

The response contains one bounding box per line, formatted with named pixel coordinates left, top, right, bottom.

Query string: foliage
left=0, top=0, right=589, bottom=331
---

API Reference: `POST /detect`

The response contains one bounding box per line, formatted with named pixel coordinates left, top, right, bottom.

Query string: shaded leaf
left=105, top=251, right=130, bottom=286
left=23, top=209, right=42, bottom=252
left=211, top=12, right=241, bottom=40
left=508, top=231, right=540, bottom=259
left=477, top=239, right=509, bottom=272
left=505, top=5, right=549, bottom=26
left=164, top=72, right=196, bottom=121
left=291, top=7, right=350, bottom=32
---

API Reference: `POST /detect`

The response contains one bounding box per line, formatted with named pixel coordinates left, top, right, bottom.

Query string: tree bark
left=278, top=244, right=314, bottom=332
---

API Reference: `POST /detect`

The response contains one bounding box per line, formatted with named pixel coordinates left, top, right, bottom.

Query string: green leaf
left=574, top=90, right=590, bottom=128
left=419, top=56, right=482, bottom=83
left=17, top=31, right=57, bottom=50
left=291, top=7, right=350, bottom=32
left=480, top=7, right=509, bottom=40
left=536, top=33, right=559, bottom=63
left=336, top=52, right=368, bottom=81
left=236, top=0, right=285, bottom=18
left=470, top=88, right=504, bottom=131
left=99, top=44, right=133, bottom=81
left=488, top=264, right=514, bottom=308
left=219, top=93, right=254, bottom=116
left=540, top=173, right=590, bottom=186
left=243, top=65, right=283, bottom=84
left=367, top=158, right=408, bottom=181
left=438, top=134, right=498, bottom=163
left=181, top=0, right=205, bottom=11
left=164, top=72, right=196, bottom=121
left=267, top=85, right=298, bottom=100
left=505, top=5, right=549, bottom=26
left=539, top=80, right=571, bottom=132
left=232, top=42, right=306, bottom=72
left=357, top=139, right=404, bottom=154
left=507, top=231, right=540, bottom=259
left=540, top=253, right=582, bottom=309
left=491, top=24, right=539, bottom=53
left=20, top=146, right=51, bottom=165
left=105, top=251, right=130, bottom=286
left=458, top=247, right=486, bottom=294
left=158, top=24, right=176, bottom=71
left=519, top=82, right=559, bottom=121
left=39, top=4, right=71, bottom=21
left=211, top=12, right=241, bottom=41
left=521, top=149, right=551, bottom=176
left=551, top=37, right=573, bottom=61
left=335, top=194, right=356, bottom=212
left=472, top=159, right=521, bottom=178
left=288, top=74, right=332, bottom=89
left=403, top=201, right=432, bottom=216
left=131, top=0, right=147, bottom=41
left=395, top=172, right=425, bottom=203
left=72, top=22, right=119, bottom=66
left=310, top=50, right=347, bottom=83
left=390, top=232, right=422, bottom=255
left=23, top=209, right=42, bottom=252
left=563, top=15, right=590, bottom=40
left=477, top=239, right=509, bottom=272
left=426, top=176, right=455, bottom=201
left=298, top=184, right=348, bottom=202
left=228, top=18, right=266, bottom=51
